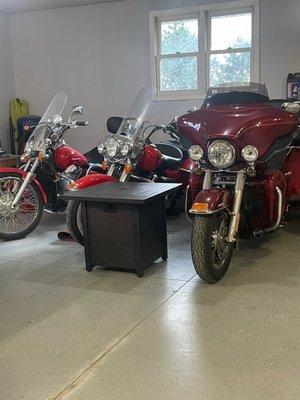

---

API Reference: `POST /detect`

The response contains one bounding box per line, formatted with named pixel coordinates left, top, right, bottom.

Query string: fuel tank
left=55, top=145, right=87, bottom=170
left=177, top=103, right=298, bottom=160
left=137, top=144, right=163, bottom=171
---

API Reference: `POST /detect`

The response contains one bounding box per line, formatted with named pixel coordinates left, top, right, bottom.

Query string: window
left=149, top=0, right=259, bottom=100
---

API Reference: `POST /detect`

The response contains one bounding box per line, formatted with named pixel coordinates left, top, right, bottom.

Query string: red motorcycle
left=0, top=92, right=102, bottom=240
left=66, top=87, right=196, bottom=244
left=179, top=83, right=300, bottom=283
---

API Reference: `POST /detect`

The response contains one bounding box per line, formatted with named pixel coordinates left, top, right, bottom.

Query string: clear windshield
left=204, top=82, right=269, bottom=106
left=26, top=91, right=67, bottom=152
left=116, top=86, right=157, bottom=140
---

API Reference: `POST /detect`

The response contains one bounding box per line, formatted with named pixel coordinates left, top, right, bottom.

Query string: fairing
left=177, top=104, right=298, bottom=161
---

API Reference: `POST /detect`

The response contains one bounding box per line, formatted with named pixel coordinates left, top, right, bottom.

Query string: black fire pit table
left=61, top=182, right=181, bottom=277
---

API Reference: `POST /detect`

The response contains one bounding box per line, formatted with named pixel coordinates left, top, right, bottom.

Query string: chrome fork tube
left=107, top=164, right=115, bottom=176
left=119, top=171, right=128, bottom=182
left=23, top=160, right=31, bottom=172
left=11, top=158, right=40, bottom=208
left=203, top=171, right=212, bottom=190
left=227, top=171, right=246, bottom=243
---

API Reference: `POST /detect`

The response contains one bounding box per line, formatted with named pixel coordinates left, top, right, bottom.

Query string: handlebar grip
left=76, top=121, right=88, bottom=126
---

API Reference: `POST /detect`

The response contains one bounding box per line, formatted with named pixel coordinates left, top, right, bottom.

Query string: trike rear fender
left=72, top=173, right=118, bottom=191
left=189, top=188, right=232, bottom=214
left=0, top=167, right=48, bottom=204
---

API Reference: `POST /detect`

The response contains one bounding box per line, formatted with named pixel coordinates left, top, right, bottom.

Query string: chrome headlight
left=120, top=142, right=131, bottom=157
left=188, top=145, right=203, bottom=161
left=241, top=145, right=258, bottom=162
left=97, top=142, right=106, bottom=155
left=208, top=140, right=235, bottom=168
left=105, top=137, right=119, bottom=158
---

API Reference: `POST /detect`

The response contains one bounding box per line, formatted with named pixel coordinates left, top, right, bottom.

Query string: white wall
left=260, top=0, right=300, bottom=98
left=0, top=13, right=15, bottom=151
left=8, top=0, right=300, bottom=152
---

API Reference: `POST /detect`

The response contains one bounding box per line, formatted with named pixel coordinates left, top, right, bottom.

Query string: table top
left=60, top=182, right=182, bottom=204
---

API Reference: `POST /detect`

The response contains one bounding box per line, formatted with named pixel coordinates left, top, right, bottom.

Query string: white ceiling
left=0, top=0, right=124, bottom=14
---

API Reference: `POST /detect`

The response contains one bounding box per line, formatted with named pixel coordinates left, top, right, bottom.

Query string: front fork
left=107, top=163, right=129, bottom=182
left=227, top=171, right=246, bottom=243
left=11, top=158, right=40, bottom=208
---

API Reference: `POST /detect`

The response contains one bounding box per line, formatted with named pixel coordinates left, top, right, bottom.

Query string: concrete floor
left=0, top=210, right=299, bottom=400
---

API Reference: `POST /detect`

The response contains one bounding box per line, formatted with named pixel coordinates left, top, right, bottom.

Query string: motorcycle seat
left=155, top=143, right=184, bottom=170
left=161, top=154, right=183, bottom=170
left=84, top=146, right=104, bottom=164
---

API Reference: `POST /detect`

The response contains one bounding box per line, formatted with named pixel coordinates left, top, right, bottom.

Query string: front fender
left=72, top=173, right=118, bottom=191
left=0, top=167, right=48, bottom=204
left=189, top=188, right=232, bottom=214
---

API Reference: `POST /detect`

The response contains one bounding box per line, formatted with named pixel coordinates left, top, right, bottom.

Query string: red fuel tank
left=54, top=145, right=87, bottom=170
left=137, top=145, right=163, bottom=171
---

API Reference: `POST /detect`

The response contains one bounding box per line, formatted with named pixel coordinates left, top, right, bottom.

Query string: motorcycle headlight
left=208, top=140, right=235, bottom=168
left=97, top=142, right=106, bottom=155
left=120, top=142, right=131, bottom=157
left=188, top=145, right=203, bottom=161
left=241, top=145, right=258, bottom=162
left=105, top=137, right=119, bottom=158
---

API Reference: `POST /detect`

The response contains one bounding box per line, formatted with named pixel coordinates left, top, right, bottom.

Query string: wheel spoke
left=0, top=176, right=40, bottom=235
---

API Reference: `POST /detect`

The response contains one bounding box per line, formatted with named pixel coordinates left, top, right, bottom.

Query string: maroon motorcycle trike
left=183, top=83, right=300, bottom=282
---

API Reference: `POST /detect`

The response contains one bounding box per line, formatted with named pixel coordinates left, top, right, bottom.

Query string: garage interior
left=0, top=0, right=299, bottom=399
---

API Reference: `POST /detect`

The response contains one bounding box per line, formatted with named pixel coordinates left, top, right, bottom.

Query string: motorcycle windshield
left=26, top=91, right=67, bottom=152
left=116, top=86, right=157, bottom=140
left=204, top=82, right=269, bottom=106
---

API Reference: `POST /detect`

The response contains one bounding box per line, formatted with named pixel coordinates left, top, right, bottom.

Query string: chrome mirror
left=72, top=106, right=84, bottom=116
left=282, top=102, right=300, bottom=114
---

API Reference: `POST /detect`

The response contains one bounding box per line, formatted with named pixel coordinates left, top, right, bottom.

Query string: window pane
left=211, top=13, right=252, bottom=51
left=161, top=19, right=198, bottom=55
left=160, top=56, right=198, bottom=91
left=209, top=52, right=251, bottom=86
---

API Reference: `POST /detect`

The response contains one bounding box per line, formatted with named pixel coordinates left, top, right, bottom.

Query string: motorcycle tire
left=66, top=200, right=84, bottom=246
left=191, top=212, right=233, bottom=283
left=0, top=173, right=44, bottom=240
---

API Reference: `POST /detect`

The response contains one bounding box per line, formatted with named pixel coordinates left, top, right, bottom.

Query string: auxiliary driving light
left=188, top=145, right=203, bottom=161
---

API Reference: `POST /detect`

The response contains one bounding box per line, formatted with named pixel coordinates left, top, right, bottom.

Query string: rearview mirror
left=72, top=106, right=84, bottom=116
left=282, top=102, right=300, bottom=114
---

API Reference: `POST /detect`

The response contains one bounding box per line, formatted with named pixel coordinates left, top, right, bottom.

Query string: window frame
left=149, top=0, right=260, bottom=101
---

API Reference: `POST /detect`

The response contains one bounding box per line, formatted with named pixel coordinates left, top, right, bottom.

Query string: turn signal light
left=101, top=161, right=109, bottom=171
left=20, top=153, right=30, bottom=163
left=67, top=182, right=79, bottom=191
left=190, top=202, right=209, bottom=213
left=124, top=163, right=133, bottom=174
left=38, top=152, right=46, bottom=161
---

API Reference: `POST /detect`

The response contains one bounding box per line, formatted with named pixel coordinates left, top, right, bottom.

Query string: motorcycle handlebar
left=75, top=121, right=88, bottom=126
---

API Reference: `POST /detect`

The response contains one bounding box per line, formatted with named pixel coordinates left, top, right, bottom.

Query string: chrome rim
left=0, top=176, right=39, bottom=235
left=76, top=203, right=83, bottom=236
left=211, top=212, right=230, bottom=270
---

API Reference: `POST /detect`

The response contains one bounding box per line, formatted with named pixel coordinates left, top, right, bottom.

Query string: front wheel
left=191, top=211, right=233, bottom=283
left=0, top=173, right=44, bottom=240
left=66, top=200, right=84, bottom=245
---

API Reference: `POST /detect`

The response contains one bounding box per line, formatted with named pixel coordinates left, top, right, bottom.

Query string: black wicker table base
left=61, top=182, right=181, bottom=277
